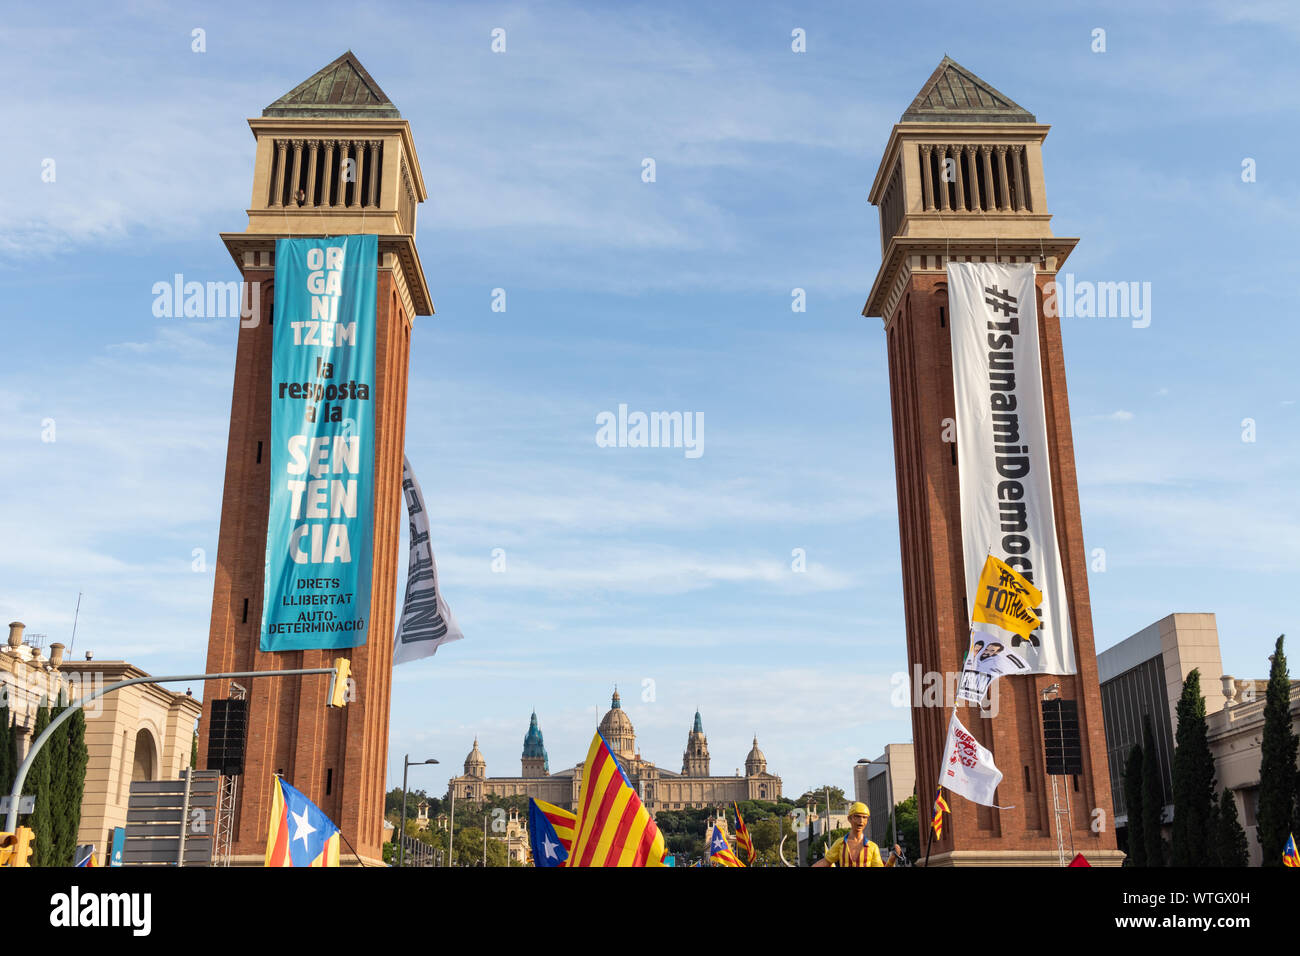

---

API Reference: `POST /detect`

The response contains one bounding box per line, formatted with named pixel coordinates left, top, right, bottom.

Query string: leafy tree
left=1216, top=789, right=1249, bottom=867
left=191, top=730, right=198, bottom=770
left=795, top=786, right=847, bottom=815
left=1171, top=669, right=1216, bottom=866
left=1257, top=635, right=1297, bottom=866
left=25, top=701, right=53, bottom=866
left=893, top=794, right=920, bottom=861
left=1123, top=743, right=1145, bottom=866
left=1141, top=716, right=1165, bottom=867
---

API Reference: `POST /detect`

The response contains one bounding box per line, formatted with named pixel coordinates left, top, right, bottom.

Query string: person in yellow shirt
left=812, top=802, right=902, bottom=867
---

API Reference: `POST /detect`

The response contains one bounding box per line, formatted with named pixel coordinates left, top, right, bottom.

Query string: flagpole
left=928, top=618, right=976, bottom=866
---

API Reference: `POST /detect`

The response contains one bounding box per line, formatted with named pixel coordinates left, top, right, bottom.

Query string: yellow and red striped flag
left=1285, top=834, right=1300, bottom=867
left=732, top=802, right=755, bottom=865
left=568, top=732, right=668, bottom=867
left=931, top=788, right=951, bottom=840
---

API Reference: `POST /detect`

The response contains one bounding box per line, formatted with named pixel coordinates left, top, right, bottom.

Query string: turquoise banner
left=261, top=235, right=377, bottom=651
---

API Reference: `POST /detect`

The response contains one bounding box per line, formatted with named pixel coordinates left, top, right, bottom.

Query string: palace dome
left=464, top=737, right=486, bottom=778
left=598, top=689, right=636, bottom=758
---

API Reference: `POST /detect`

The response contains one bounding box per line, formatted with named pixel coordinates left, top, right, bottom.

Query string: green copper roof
left=693, top=710, right=704, bottom=734
left=522, top=711, right=548, bottom=770
left=263, top=51, right=401, bottom=119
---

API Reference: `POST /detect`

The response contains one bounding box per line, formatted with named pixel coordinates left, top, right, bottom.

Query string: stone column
left=920, top=144, right=934, bottom=211
left=952, top=144, right=966, bottom=212
left=1011, top=144, right=1028, bottom=211
left=350, top=140, right=364, bottom=208
left=321, top=140, right=336, bottom=207
left=289, top=141, right=304, bottom=205
left=936, top=146, right=950, bottom=211
left=271, top=140, right=288, bottom=207
left=304, top=140, right=320, bottom=208
left=995, top=145, right=1011, bottom=211
left=366, top=141, right=380, bottom=207
left=979, top=145, right=995, bottom=212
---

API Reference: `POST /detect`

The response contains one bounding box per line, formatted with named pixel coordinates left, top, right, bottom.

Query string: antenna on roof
left=69, top=591, right=82, bottom=653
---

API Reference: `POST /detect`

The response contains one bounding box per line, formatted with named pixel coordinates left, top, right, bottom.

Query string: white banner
left=948, top=261, right=1076, bottom=675
left=956, top=629, right=1032, bottom=703
left=940, top=712, right=1004, bottom=807
left=393, top=455, right=464, bottom=665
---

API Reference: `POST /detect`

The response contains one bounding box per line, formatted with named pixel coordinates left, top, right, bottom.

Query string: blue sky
left=1, top=1, right=1298, bottom=800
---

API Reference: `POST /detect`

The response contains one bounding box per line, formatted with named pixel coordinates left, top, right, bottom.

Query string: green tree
left=893, top=794, right=920, bottom=862
left=795, top=786, right=847, bottom=815
left=1171, top=669, right=1216, bottom=866
left=1123, top=743, right=1145, bottom=866
left=1257, top=635, right=1297, bottom=866
left=57, top=707, right=89, bottom=866
left=46, top=703, right=71, bottom=865
left=191, top=730, right=198, bottom=770
left=25, top=701, right=53, bottom=866
left=1216, top=789, right=1249, bottom=866
left=1141, top=716, right=1165, bottom=867
left=0, top=704, right=14, bottom=796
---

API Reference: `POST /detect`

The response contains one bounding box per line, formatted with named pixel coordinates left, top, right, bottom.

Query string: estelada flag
left=1285, top=834, right=1300, bottom=867
left=1068, top=853, right=1092, bottom=867
left=971, top=553, right=1042, bottom=640
left=569, top=731, right=668, bottom=867
left=733, top=802, right=756, bottom=865
left=708, top=824, right=745, bottom=867
left=265, top=776, right=341, bottom=867
left=529, top=798, right=575, bottom=867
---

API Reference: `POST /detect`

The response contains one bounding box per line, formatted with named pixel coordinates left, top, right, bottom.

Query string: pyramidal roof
left=901, top=56, right=1034, bottom=124
left=263, top=51, right=400, bottom=119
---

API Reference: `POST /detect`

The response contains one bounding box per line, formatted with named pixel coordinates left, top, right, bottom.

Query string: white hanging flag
left=939, top=712, right=1007, bottom=807
left=394, top=455, right=464, bottom=665
left=948, top=261, right=1077, bottom=675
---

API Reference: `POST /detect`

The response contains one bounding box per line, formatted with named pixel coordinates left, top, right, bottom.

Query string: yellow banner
left=971, top=554, right=1042, bottom=639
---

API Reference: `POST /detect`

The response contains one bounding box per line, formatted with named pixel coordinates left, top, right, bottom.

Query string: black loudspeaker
left=1041, top=699, right=1083, bottom=775
left=206, top=699, right=248, bottom=776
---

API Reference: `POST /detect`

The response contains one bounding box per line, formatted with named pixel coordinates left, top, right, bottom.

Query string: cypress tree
left=0, top=704, right=14, bottom=796
left=47, top=702, right=71, bottom=865
left=1171, top=669, right=1216, bottom=866
left=24, top=700, right=53, bottom=866
left=1257, top=635, right=1297, bottom=867
left=1216, top=788, right=1249, bottom=866
left=1142, top=715, right=1166, bottom=866
left=1124, top=743, right=1146, bottom=866
left=56, top=707, right=88, bottom=866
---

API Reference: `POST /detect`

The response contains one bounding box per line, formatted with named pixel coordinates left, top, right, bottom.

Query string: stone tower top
left=863, top=56, right=1078, bottom=323
left=221, top=50, right=433, bottom=315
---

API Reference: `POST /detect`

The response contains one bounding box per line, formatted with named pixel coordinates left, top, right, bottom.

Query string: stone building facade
left=448, top=691, right=782, bottom=813
left=1, top=622, right=200, bottom=862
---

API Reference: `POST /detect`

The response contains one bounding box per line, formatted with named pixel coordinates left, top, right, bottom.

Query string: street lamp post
left=398, top=755, right=439, bottom=868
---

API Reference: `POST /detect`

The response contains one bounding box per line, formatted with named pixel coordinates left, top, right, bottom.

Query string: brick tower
left=197, top=52, right=433, bottom=865
left=864, top=58, right=1122, bottom=865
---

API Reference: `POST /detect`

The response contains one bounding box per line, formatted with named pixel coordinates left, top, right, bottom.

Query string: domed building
left=446, top=689, right=782, bottom=812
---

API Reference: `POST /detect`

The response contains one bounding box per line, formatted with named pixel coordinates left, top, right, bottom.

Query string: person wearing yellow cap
left=812, top=801, right=902, bottom=867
